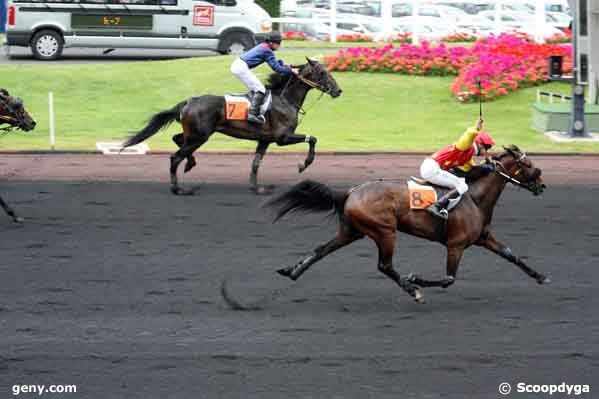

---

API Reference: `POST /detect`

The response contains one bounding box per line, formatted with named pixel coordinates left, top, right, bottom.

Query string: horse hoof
left=413, top=289, right=425, bottom=304
left=276, top=268, right=292, bottom=278
left=407, top=273, right=420, bottom=283
left=171, top=187, right=194, bottom=196
left=298, top=163, right=307, bottom=173
left=537, top=276, right=551, bottom=285
left=251, top=186, right=271, bottom=196
left=13, top=216, right=24, bottom=223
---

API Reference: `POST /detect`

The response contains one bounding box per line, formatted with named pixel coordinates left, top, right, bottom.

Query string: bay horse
left=0, top=89, right=36, bottom=223
left=266, top=146, right=549, bottom=303
left=123, top=58, right=342, bottom=195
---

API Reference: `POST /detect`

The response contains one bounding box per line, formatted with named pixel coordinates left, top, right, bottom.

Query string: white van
left=4, top=0, right=272, bottom=60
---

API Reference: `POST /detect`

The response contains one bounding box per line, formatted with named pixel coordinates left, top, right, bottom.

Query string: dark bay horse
left=0, top=89, right=36, bottom=223
left=266, top=146, right=549, bottom=303
left=124, top=58, right=342, bottom=195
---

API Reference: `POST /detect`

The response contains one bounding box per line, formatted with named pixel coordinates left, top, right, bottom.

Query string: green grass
left=1, top=50, right=597, bottom=152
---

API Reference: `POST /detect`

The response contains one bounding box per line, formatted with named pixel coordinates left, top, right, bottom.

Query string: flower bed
left=441, top=32, right=477, bottom=43
left=282, top=31, right=308, bottom=41
left=324, top=33, right=572, bottom=101
left=324, top=33, right=374, bottom=42
left=545, top=29, right=572, bottom=44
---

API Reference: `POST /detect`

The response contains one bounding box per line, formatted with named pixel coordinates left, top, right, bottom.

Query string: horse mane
left=265, top=63, right=308, bottom=93
left=493, top=144, right=522, bottom=160
left=266, top=72, right=293, bottom=92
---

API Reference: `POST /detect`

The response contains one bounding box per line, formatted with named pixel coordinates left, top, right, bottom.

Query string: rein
left=492, top=157, right=529, bottom=189
left=278, top=73, right=327, bottom=125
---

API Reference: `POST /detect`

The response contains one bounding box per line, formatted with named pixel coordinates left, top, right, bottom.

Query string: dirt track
left=1, top=154, right=597, bottom=398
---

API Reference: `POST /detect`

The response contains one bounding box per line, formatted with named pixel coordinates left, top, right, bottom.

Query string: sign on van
left=193, top=6, right=214, bottom=26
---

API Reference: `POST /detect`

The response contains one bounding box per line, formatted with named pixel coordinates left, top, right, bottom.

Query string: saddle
left=224, top=90, right=272, bottom=121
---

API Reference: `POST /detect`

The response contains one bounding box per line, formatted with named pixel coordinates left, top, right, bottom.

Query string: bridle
left=279, top=65, right=333, bottom=123
left=492, top=151, right=536, bottom=190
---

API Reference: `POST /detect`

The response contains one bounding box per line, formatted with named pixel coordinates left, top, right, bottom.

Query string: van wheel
left=219, top=32, right=254, bottom=55
left=31, top=30, right=63, bottom=61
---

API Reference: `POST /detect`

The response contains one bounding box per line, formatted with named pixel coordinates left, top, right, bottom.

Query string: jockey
left=230, top=31, right=299, bottom=124
left=420, top=118, right=496, bottom=220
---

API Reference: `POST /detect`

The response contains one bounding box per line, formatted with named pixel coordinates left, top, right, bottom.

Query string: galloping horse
left=124, top=58, right=342, bottom=195
left=266, top=146, right=549, bottom=303
left=0, top=89, right=37, bottom=222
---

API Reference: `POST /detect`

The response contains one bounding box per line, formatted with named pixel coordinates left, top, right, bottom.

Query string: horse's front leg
left=0, top=193, right=23, bottom=223
left=276, top=133, right=317, bottom=173
left=476, top=232, right=550, bottom=284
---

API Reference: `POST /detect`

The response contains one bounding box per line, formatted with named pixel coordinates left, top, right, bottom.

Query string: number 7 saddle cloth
left=224, top=91, right=272, bottom=121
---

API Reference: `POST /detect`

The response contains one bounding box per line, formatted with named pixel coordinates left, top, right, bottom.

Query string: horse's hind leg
left=170, top=136, right=208, bottom=195
left=374, top=233, right=424, bottom=303
left=0, top=193, right=23, bottom=223
left=172, top=133, right=196, bottom=173
left=249, top=141, right=271, bottom=194
left=277, top=227, right=361, bottom=281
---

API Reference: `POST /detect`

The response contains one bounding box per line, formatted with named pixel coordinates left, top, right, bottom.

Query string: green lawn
left=1, top=50, right=597, bottom=152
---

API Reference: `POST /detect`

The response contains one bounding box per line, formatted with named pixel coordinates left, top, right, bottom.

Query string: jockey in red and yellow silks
left=420, top=118, right=496, bottom=219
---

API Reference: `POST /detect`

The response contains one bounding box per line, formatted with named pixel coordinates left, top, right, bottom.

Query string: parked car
left=393, top=15, right=453, bottom=41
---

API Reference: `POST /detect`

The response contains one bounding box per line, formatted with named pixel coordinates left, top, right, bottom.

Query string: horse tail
left=265, top=180, right=347, bottom=223
left=122, top=100, right=187, bottom=148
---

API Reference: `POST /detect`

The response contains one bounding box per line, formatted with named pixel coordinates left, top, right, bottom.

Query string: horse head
left=297, top=57, right=343, bottom=98
left=494, top=145, right=546, bottom=196
left=0, top=89, right=36, bottom=132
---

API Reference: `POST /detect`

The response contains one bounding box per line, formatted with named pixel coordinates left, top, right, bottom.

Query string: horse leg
left=172, top=133, right=196, bottom=173
left=276, top=134, right=317, bottom=173
left=249, top=141, right=270, bottom=194
left=408, top=247, right=458, bottom=289
left=408, top=246, right=462, bottom=289
left=476, top=232, right=550, bottom=284
left=375, top=233, right=424, bottom=303
left=277, top=229, right=360, bottom=281
left=170, top=137, right=207, bottom=196
left=0, top=193, right=23, bottom=223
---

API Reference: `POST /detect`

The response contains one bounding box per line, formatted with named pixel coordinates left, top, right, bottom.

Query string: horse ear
left=305, top=57, right=317, bottom=65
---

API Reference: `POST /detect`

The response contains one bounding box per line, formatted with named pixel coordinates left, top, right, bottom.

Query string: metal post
left=49, top=92, right=55, bottom=150
left=534, top=0, right=546, bottom=43
left=412, top=0, right=420, bottom=45
left=381, top=0, right=393, bottom=38
left=569, top=0, right=588, bottom=137
left=330, top=0, right=337, bottom=43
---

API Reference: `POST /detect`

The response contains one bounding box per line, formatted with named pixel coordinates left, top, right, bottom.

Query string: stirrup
left=247, top=114, right=265, bottom=124
left=427, top=204, right=449, bottom=220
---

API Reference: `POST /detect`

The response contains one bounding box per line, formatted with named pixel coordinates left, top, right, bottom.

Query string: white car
left=392, top=16, right=453, bottom=41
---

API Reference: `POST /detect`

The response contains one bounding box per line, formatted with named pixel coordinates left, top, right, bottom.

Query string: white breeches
left=230, top=58, right=266, bottom=94
left=420, top=158, right=469, bottom=195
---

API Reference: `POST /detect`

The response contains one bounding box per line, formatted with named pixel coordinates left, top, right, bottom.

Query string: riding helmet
left=266, top=31, right=283, bottom=44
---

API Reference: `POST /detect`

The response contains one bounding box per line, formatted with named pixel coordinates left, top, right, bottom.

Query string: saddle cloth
left=407, top=180, right=438, bottom=210
left=224, top=91, right=272, bottom=121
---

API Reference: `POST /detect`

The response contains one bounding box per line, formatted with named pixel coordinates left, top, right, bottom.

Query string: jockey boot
left=427, top=189, right=459, bottom=220
left=247, top=91, right=266, bottom=124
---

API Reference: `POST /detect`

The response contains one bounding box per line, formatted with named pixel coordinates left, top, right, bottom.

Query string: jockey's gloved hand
left=480, top=163, right=495, bottom=172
